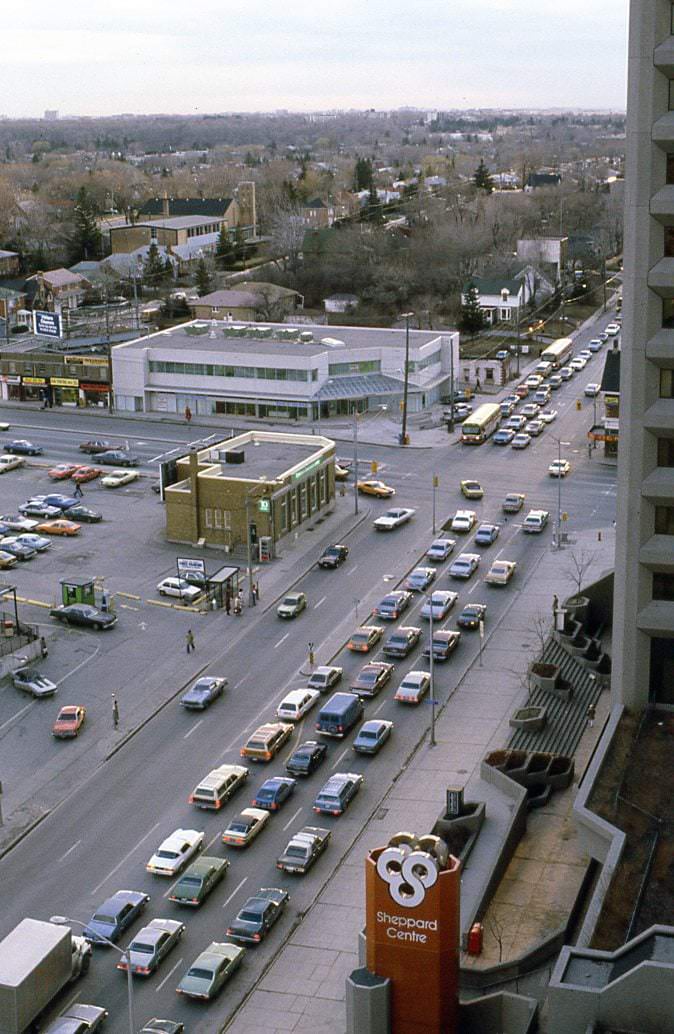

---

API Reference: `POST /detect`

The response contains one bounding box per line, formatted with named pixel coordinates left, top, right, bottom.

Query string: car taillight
left=253, top=933, right=261, bottom=941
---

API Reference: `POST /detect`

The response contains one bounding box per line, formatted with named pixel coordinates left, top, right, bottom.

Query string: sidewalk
left=225, top=528, right=616, bottom=1034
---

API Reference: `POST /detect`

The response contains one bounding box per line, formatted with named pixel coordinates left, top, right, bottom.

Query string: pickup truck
left=276, top=825, right=331, bottom=874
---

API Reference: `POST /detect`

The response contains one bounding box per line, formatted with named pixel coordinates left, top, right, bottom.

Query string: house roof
left=170, top=232, right=220, bottom=260
left=526, top=173, right=562, bottom=188
left=27, top=268, right=88, bottom=288
left=465, top=277, right=522, bottom=297
left=69, top=261, right=103, bottom=275
left=118, top=215, right=221, bottom=231
left=137, top=197, right=233, bottom=218
left=0, top=249, right=19, bottom=260
left=193, top=284, right=300, bottom=308
left=600, top=347, right=620, bottom=394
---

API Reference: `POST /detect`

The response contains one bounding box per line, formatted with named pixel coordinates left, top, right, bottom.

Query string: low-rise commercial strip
left=111, top=319, right=459, bottom=421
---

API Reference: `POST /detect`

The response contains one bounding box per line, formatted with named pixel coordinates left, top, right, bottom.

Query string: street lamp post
left=353, top=405, right=359, bottom=516
left=551, top=437, right=571, bottom=550
left=50, top=916, right=135, bottom=1034
left=420, top=590, right=437, bottom=747
left=400, top=312, right=414, bottom=445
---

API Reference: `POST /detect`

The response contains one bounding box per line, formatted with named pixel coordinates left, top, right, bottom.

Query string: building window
left=657, top=437, right=674, bottom=467
left=213, top=509, right=222, bottom=529
left=485, top=368, right=494, bottom=382
left=655, top=506, right=674, bottom=535
left=660, top=369, right=674, bottom=398
left=666, top=226, right=674, bottom=258
left=290, top=492, right=297, bottom=525
left=204, top=508, right=213, bottom=529
left=222, top=510, right=231, bottom=530
left=653, top=571, right=674, bottom=600
left=300, top=482, right=308, bottom=517
left=310, top=478, right=317, bottom=511
left=280, top=495, right=288, bottom=532
left=663, top=298, right=674, bottom=328
left=667, top=154, right=674, bottom=185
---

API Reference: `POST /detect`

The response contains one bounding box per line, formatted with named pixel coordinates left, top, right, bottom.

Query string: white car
left=276, top=688, right=321, bottom=721
left=451, top=510, right=476, bottom=533
left=511, top=433, right=531, bottom=449
left=420, top=590, right=458, bottom=620
left=157, top=577, right=202, bottom=603
left=539, top=410, right=558, bottom=424
left=523, top=509, right=550, bottom=533
left=559, top=366, right=574, bottom=380
left=0, top=455, right=24, bottom=473
left=588, top=338, right=604, bottom=352
left=425, top=537, right=456, bottom=561
left=605, top=322, right=620, bottom=336
left=578, top=349, right=592, bottom=361
left=525, top=375, right=543, bottom=389
left=485, top=560, right=517, bottom=585
left=394, top=670, right=431, bottom=705
left=570, top=357, right=587, bottom=371
left=584, top=383, right=601, bottom=397
left=101, top=469, right=139, bottom=488
left=222, top=807, right=270, bottom=847
left=373, top=507, right=416, bottom=531
left=449, top=553, right=481, bottom=579
left=549, top=459, right=571, bottom=477
left=146, top=828, right=204, bottom=876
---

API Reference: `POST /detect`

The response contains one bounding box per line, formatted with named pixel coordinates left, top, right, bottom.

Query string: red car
left=72, top=466, right=102, bottom=483
left=52, top=705, right=86, bottom=738
left=48, top=463, right=82, bottom=481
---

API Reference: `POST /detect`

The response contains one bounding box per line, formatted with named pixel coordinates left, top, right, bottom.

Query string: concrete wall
left=460, top=992, right=537, bottom=1034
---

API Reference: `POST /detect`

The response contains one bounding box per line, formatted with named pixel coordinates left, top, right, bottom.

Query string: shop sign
left=22, top=376, right=46, bottom=385
left=64, top=356, right=109, bottom=367
left=177, top=557, right=206, bottom=576
left=50, top=377, right=79, bottom=387
left=0, top=375, right=21, bottom=384
left=292, top=457, right=321, bottom=481
left=80, top=382, right=110, bottom=392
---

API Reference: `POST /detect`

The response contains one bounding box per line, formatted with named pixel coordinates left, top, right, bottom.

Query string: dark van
left=315, top=692, right=363, bottom=738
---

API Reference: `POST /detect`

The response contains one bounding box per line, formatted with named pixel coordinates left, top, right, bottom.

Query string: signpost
left=177, top=557, right=206, bottom=578
left=33, top=310, right=62, bottom=338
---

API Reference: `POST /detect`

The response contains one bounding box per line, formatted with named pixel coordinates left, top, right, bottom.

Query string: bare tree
left=487, top=909, right=506, bottom=963
left=566, top=549, right=597, bottom=601
left=269, top=203, right=307, bottom=278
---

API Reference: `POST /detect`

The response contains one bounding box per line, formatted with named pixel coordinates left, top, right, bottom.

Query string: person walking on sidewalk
left=112, top=694, right=120, bottom=730
left=225, top=592, right=231, bottom=615
left=186, top=629, right=195, bottom=654
left=73, top=482, right=83, bottom=499
left=586, top=702, right=596, bottom=728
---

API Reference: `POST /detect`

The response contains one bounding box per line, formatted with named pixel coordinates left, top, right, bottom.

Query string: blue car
left=180, top=676, right=228, bottom=710
left=41, top=494, right=79, bottom=510
left=84, top=890, right=150, bottom=944
left=313, top=772, right=363, bottom=816
left=493, top=429, right=515, bottom=446
left=353, top=719, right=393, bottom=756
left=251, top=776, right=297, bottom=811
left=475, top=523, right=500, bottom=546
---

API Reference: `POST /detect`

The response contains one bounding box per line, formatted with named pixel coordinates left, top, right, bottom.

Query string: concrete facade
left=612, top=0, right=674, bottom=710
left=164, top=430, right=336, bottom=551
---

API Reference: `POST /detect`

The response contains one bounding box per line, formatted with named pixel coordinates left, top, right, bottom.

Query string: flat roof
left=114, top=320, right=447, bottom=359
left=206, top=440, right=319, bottom=481
left=121, top=215, right=221, bottom=230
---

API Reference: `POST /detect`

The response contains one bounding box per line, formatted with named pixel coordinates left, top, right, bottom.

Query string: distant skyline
left=1, top=0, right=629, bottom=118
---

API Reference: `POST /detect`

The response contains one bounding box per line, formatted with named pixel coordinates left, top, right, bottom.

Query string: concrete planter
left=548, top=679, right=574, bottom=702
left=529, top=662, right=560, bottom=693
left=509, top=706, right=548, bottom=733
left=547, top=755, right=575, bottom=790
left=564, top=594, right=590, bottom=626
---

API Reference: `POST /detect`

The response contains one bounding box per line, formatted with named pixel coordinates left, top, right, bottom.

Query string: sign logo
left=376, top=843, right=439, bottom=908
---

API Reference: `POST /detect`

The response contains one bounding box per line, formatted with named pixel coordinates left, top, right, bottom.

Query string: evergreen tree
left=473, top=159, right=494, bottom=193
left=366, top=182, right=383, bottom=224
left=458, top=284, right=486, bottom=337
left=353, top=156, right=374, bottom=192
left=216, top=227, right=234, bottom=268
left=69, top=186, right=102, bottom=263
left=143, top=241, right=167, bottom=286
left=195, top=258, right=212, bottom=296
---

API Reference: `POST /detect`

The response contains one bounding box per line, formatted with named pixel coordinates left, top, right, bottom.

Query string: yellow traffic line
left=118, top=603, right=140, bottom=611
left=14, top=596, right=52, bottom=609
left=114, top=592, right=142, bottom=601
left=145, top=598, right=204, bottom=614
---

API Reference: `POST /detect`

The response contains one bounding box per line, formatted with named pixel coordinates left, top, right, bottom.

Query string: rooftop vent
left=320, top=336, right=346, bottom=348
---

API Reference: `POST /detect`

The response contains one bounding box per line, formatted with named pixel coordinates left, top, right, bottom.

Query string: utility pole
left=400, top=311, right=414, bottom=445
left=601, top=255, right=607, bottom=313
left=448, top=336, right=455, bottom=433
left=432, top=475, right=438, bottom=534
left=353, top=405, right=359, bottom=516
left=245, top=493, right=255, bottom=606
left=429, top=598, right=436, bottom=747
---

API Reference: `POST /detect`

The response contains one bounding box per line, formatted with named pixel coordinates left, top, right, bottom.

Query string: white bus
left=461, top=403, right=502, bottom=444
left=540, top=337, right=574, bottom=370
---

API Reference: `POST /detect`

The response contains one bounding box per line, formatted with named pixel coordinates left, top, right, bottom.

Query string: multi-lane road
left=0, top=315, right=618, bottom=1031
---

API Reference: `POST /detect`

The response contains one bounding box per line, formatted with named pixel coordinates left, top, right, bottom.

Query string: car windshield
left=282, top=597, right=298, bottom=606
left=130, top=941, right=154, bottom=954
left=310, top=674, right=327, bottom=685
left=358, top=671, right=377, bottom=684
left=389, top=635, right=407, bottom=644
left=351, top=633, right=369, bottom=643
left=286, top=845, right=306, bottom=857
left=256, top=789, right=274, bottom=799
left=187, top=967, right=212, bottom=980
left=92, top=914, right=115, bottom=924
left=156, top=849, right=180, bottom=859
left=227, top=821, right=250, bottom=833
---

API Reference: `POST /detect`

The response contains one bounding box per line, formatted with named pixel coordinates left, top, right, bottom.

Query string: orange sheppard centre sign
left=366, top=834, right=460, bottom=1034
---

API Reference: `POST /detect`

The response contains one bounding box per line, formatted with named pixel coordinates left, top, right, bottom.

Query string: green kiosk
left=60, top=576, right=97, bottom=607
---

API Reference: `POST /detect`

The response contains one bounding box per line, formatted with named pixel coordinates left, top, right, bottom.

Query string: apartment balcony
left=637, top=600, right=674, bottom=635
left=645, top=328, right=674, bottom=366
left=654, top=37, right=674, bottom=77
left=642, top=466, right=674, bottom=502
left=652, top=111, right=674, bottom=150
left=647, top=257, right=674, bottom=297
left=640, top=534, right=674, bottom=572
left=643, top=398, right=674, bottom=433
left=650, top=185, right=674, bottom=222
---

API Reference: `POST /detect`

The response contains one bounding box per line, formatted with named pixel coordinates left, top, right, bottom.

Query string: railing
left=0, top=622, right=39, bottom=659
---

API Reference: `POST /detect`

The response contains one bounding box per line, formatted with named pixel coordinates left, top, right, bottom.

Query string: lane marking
left=91, top=820, right=162, bottom=896
left=155, top=957, right=183, bottom=992
left=0, top=701, right=34, bottom=733
left=331, top=746, right=349, bottom=770
left=56, top=646, right=101, bottom=688
left=314, top=596, right=326, bottom=609
left=373, top=700, right=387, bottom=715
left=346, top=567, right=358, bottom=576
left=222, top=876, right=248, bottom=909
left=494, top=547, right=504, bottom=560
left=183, top=718, right=204, bottom=740
left=274, top=633, right=289, bottom=649
left=58, top=839, right=81, bottom=864
left=282, top=806, right=303, bottom=831
left=234, top=677, right=247, bottom=689
left=467, top=581, right=479, bottom=595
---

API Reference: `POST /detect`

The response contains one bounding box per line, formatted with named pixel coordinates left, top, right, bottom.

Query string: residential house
left=301, top=198, right=335, bottom=228
left=189, top=283, right=303, bottom=322
left=463, top=275, right=531, bottom=326
left=134, top=181, right=257, bottom=238
left=324, top=294, right=358, bottom=314
left=0, top=250, right=20, bottom=277
left=26, top=268, right=90, bottom=312
left=524, top=172, right=562, bottom=192
left=0, top=286, right=26, bottom=323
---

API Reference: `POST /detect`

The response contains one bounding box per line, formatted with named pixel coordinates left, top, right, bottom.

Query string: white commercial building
left=112, top=320, right=460, bottom=422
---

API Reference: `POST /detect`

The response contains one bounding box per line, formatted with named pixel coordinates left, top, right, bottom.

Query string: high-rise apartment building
left=613, top=1, right=674, bottom=709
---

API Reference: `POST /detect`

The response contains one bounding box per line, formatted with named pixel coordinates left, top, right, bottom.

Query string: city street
left=0, top=316, right=618, bottom=1031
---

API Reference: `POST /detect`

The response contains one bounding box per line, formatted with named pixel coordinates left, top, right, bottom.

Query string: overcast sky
left=2, top=0, right=629, bottom=118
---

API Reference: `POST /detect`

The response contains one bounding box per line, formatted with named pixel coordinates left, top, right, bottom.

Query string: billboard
left=33, top=310, right=62, bottom=338
left=365, top=833, right=461, bottom=1034
left=177, top=557, right=206, bottom=577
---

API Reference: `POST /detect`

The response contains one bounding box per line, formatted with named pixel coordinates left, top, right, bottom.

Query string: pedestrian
left=112, top=694, right=120, bottom=730
left=586, top=702, right=596, bottom=728
left=225, top=592, right=231, bottom=615
left=552, top=593, right=559, bottom=617
left=185, top=405, right=192, bottom=423
left=73, top=482, right=83, bottom=499
left=186, top=628, right=195, bottom=654
left=251, top=582, right=258, bottom=606
left=588, top=441, right=592, bottom=460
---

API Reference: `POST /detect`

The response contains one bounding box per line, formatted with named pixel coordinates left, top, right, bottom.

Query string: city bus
left=540, top=337, right=574, bottom=370
left=461, top=403, right=502, bottom=444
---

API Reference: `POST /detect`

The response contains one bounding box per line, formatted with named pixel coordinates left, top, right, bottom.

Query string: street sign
left=433, top=475, right=439, bottom=488
left=33, top=310, right=62, bottom=338
left=479, top=620, right=485, bottom=639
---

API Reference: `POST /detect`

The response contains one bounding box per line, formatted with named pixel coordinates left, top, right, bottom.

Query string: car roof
left=281, top=689, right=313, bottom=704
